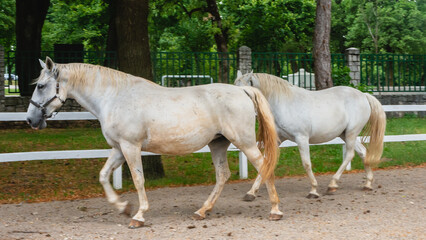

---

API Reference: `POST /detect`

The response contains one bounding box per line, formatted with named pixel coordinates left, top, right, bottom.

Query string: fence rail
left=0, top=105, right=425, bottom=189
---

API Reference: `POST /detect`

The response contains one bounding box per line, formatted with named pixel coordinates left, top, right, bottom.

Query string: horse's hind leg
left=99, top=148, right=130, bottom=215
left=194, top=137, right=231, bottom=220
left=240, top=145, right=283, bottom=220
left=354, top=141, right=374, bottom=190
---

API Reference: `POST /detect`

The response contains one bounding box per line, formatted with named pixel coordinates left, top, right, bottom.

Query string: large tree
left=106, top=0, right=165, bottom=179
left=313, top=0, right=333, bottom=90
left=15, top=0, right=50, bottom=96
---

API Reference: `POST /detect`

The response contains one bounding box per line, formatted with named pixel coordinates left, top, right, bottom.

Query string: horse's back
left=273, top=86, right=371, bottom=143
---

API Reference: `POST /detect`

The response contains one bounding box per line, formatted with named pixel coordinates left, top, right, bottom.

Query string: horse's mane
left=253, top=73, right=293, bottom=99
left=56, top=63, right=157, bottom=91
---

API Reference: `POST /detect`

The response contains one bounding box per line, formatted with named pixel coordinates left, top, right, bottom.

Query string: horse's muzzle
left=27, top=117, right=47, bottom=130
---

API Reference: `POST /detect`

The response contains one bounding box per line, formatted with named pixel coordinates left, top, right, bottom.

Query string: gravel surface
left=0, top=167, right=425, bottom=240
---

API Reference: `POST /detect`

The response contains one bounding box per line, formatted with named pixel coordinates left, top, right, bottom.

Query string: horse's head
left=26, top=57, right=67, bottom=130
left=234, top=70, right=260, bottom=88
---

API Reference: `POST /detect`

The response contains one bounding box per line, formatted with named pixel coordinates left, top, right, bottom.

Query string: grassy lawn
left=0, top=115, right=425, bottom=203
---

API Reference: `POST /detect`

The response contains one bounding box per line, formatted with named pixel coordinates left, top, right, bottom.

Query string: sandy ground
left=0, top=167, right=425, bottom=240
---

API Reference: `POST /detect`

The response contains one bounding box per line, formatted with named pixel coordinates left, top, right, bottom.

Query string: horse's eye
left=249, top=80, right=253, bottom=86
left=37, top=84, right=45, bottom=90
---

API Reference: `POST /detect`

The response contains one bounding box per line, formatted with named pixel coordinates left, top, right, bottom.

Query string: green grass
left=0, top=116, right=424, bottom=203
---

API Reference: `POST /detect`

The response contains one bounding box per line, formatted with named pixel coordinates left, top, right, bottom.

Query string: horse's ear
left=248, top=70, right=254, bottom=77
left=39, top=59, right=46, bottom=69
left=237, top=70, right=242, bottom=78
left=45, top=56, right=55, bottom=71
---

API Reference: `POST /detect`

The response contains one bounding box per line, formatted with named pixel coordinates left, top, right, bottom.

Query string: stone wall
left=374, top=93, right=426, bottom=117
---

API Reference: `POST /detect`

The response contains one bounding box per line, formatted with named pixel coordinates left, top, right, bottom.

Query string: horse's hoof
left=128, top=219, right=144, bottom=229
left=269, top=213, right=283, bottom=221
left=306, top=193, right=320, bottom=199
left=326, top=187, right=338, bottom=194
left=192, top=213, right=205, bottom=220
left=121, top=203, right=132, bottom=217
left=243, top=194, right=256, bottom=202
left=363, top=186, right=373, bottom=191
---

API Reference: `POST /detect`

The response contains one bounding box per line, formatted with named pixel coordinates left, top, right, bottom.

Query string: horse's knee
left=99, top=170, right=109, bottom=185
left=224, top=169, right=231, bottom=182
left=302, top=162, right=311, bottom=170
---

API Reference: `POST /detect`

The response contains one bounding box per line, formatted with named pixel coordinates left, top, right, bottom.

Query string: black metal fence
left=4, top=50, right=425, bottom=95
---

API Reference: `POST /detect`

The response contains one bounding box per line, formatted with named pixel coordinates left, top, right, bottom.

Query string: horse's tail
left=362, top=94, right=386, bottom=166
left=241, top=86, right=279, bottom=183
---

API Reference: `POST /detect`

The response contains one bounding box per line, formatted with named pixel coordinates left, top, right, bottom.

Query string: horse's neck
left=66, top=76, right=157, bottom=119
left=67, top=88, right=106, bottom=119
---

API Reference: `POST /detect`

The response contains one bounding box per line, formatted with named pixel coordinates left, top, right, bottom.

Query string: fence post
left=113, top=165, right=123, bottom=189
left=237, top=46, right=252, bottom=179
left=239, top=46, right=252, bottom=74
left=345, top=47, right=361, bottom=86
left=239, top=151, right=248, bottom=179
left=0, top=45, right=5, bottom=111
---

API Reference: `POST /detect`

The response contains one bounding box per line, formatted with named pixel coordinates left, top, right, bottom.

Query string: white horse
left=235, top=72, right=386, bottom=199
left=26, top=57, right=283, bottom=228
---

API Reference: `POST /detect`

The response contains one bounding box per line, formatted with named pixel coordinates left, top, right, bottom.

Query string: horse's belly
left=309, top=127, right=345, bottom=144
left=142, top=127, right=215, bottom=155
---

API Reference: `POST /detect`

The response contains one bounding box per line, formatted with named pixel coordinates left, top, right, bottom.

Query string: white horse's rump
left=26, top=58, right=282, bottom=228
left=235, top=72, right=386, bottom=199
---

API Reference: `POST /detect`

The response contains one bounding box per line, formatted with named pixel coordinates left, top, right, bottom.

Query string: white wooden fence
left=1, top=105, right=425, bottom=189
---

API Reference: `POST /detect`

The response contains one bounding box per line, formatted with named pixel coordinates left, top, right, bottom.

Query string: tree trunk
left=15, top=0, right=50, bottom=96
left=107, top=0, right=165, bottom=179
left=313, top=0, right=333, bottom=90
left=205, top=0, right=229, bottom=83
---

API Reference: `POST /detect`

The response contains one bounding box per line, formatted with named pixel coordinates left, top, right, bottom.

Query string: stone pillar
left=238, top=46, right=252, bottom=74
left=345, top=47, right=360, bottom=86
left=0, top=45, right=5, bottom=111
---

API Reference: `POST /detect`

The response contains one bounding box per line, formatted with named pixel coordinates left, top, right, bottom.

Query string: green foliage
left=332, top=65, right=374, bottom=93
left=1, top=0, right=424, bottom=56
left=149, top=0, right=215, bottom=52
left=332, top=66, right=351, bottom=86
left=0, top=0, right=15, bottom=51
left=41, top=0, right=109, bottom=51
left=232, top=0, right=316, bottom=52
left=344, top=0, right=426, bottom=54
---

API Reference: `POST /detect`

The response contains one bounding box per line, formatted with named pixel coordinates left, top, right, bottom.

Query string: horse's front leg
left=296, top=138, right=320, bottom=198
left=99, top=148, right=130, bottom=215
left=354, top=141, right=374, bottom=190
left=328, top=136, right=356, bottom=194
left=120, top=141, right=148, bottom=229
left=243, top=174, right=262, bottom=201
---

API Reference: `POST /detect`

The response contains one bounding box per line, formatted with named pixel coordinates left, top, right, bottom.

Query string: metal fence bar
left=360, top=54, right=425, bottom=92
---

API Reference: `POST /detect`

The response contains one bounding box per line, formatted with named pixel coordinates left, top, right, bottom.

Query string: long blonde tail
left=241, top=86, right=279, bottom=183
left=362, top=94, right=387, bottom=166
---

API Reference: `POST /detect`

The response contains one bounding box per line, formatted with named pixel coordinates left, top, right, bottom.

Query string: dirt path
left=1, top=167, right=425, bottom=240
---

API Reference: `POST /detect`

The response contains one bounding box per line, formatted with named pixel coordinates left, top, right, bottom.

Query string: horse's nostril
left=26, top=118, right=32, bottom=125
